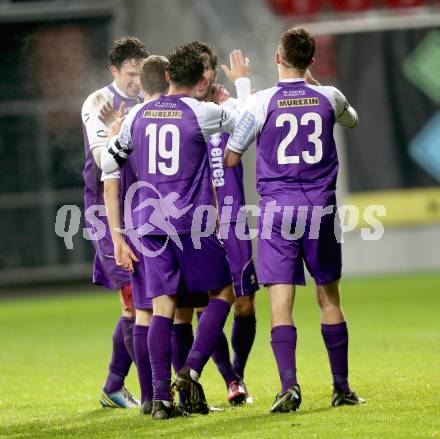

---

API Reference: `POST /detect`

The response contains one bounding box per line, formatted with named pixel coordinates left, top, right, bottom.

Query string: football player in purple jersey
left=81, top=37, right=148, bottom=409
left=102, top=44, right=251, bottom=419
left=103, top=55, right=171, bottom=416
left=225, top=28, right=364, bottom=412
left=169, top=42, right=257, bottom=406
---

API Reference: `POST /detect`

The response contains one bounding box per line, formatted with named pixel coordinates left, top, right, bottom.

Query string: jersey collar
left=278, top=78, right=306, bottom=86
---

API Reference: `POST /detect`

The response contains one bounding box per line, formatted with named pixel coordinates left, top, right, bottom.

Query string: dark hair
left=108, top=36, right=149, bottom=69
left=166, top=44, right=205, bottom=87
left=140, top=55, right=169, bottom=95
left=189, top=41, right=217, bottom=70
left=279, top=27, right=315, bottom=71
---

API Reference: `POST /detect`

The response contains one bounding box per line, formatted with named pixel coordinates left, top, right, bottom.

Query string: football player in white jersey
left=81, top=36, right=148, bottom=409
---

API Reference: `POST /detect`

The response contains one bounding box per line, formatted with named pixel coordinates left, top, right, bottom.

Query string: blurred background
left=0, top=0, right=439, bottom=292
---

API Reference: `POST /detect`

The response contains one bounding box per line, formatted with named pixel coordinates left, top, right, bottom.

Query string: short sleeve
left=182, top=98, right=240, bottom=139
left=101, top=169, right=121, bottom=181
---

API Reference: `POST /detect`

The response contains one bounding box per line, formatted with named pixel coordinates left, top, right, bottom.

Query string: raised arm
left=183, top=49, right=253, bottom=139
left=224, top=94, right=262, bottom=167
left=221, top=49, right=252, bottom=113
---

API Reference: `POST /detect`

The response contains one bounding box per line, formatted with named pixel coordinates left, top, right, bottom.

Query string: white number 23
left=276, top=112, right=323, bottom=165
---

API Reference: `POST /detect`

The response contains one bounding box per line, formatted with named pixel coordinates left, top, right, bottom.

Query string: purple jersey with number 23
left=226, top=78, right=358, bottom=286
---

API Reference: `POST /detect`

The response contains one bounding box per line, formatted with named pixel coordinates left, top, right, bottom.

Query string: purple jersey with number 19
left=226, top=78, right=358, bottom=286
left=116, top=95, right=237, bottom=235
left=112, top=94, right=239, bottom=297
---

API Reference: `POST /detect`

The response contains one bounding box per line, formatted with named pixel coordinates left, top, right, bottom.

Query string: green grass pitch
left=1, top=273, right=439, bottom=439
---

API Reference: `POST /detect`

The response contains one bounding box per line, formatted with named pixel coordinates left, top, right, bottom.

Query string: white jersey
left=82, top=81, right=142, bottom=206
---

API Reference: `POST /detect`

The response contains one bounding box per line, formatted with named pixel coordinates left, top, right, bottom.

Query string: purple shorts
left=87, top=214, right=131, bottom=291
left=220, top=221, right=259, bottom=297
left=257, top=204, right=342, bottom=286
left=132, top=232, right=232, bottom=303
left=130, top=250, right=208, bottom=310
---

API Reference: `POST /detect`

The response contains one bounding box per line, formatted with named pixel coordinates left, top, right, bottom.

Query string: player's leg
left=220, top=222, right=258, bottom=404
left=91, top=224, right=138, bottom=408
left=100, top=310, right=138, bottom=409
left=231, top=295, right=256, bottom=403
left=195, top=308, right=244, bottom=405
left=98, top=279, right=137, bottom=407
left=268, top=283, right=301, bottom=413
left=173, top=233, right=234, bottom=413
left=172, top=307, right=194, bottom=376
left=257, top=210, right=304, bottom=413
left=303, top=209, right=364, bottom=406
left=149, top=294, right=190, bottom=419
left=172, top=306, right=194, bottom=406
left=174, top=284, right=235, bottom=414
left=140, top=234, right=189, bottom=420
left=224, top=223, right=259, bottom=402
left=130, top=247, right=154, bottom=414
left=133, top=308, right=153, bottom=414
left=232, top=295, right=256, bottom=379
left=119, top=285, right=136, bottom=361
left=316, top=280, right=364, bottom=406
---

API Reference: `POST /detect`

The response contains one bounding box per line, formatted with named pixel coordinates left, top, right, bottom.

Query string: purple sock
left=231, top=313, right=257, bottom=379
left=186, top=299, right=231, bottom=375
left=133, top=324, right=153, bottom=403
left=172, top=323, right=194, bottom=372
left=271, top=325, right=298, bottom=393
left=172, top=323, right=194, bottom=404
left=321, top=322, right=350, bottom=393
left=121, top=317, right=135, bottom=362
left=148, top=315, right=173, bottom=401
left=196, top=311, right=238, bottom=387
left=212, top=332, right=240, bottom=386
left=104, top=318, right=132, bottom=394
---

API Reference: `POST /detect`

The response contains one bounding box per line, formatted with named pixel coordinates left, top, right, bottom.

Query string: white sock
left=190, top=369, right=200, bottom=382
left=161, top=400, right=172, bottom=407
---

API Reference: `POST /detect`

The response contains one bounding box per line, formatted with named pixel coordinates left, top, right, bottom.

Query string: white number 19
left=145, top=123, right=180, bottom=176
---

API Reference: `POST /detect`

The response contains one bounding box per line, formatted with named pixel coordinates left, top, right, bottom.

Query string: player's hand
left=114, top=239, right=139, bottom=272
left=221, top=49, right=250, bottom=83
left=211, top=84, right=231, bottom=104
left=305, top=69, right=320, bottom=86
left=107, top=116, right=125, bottom=138
left=99, top=101, right=126, bottom=126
